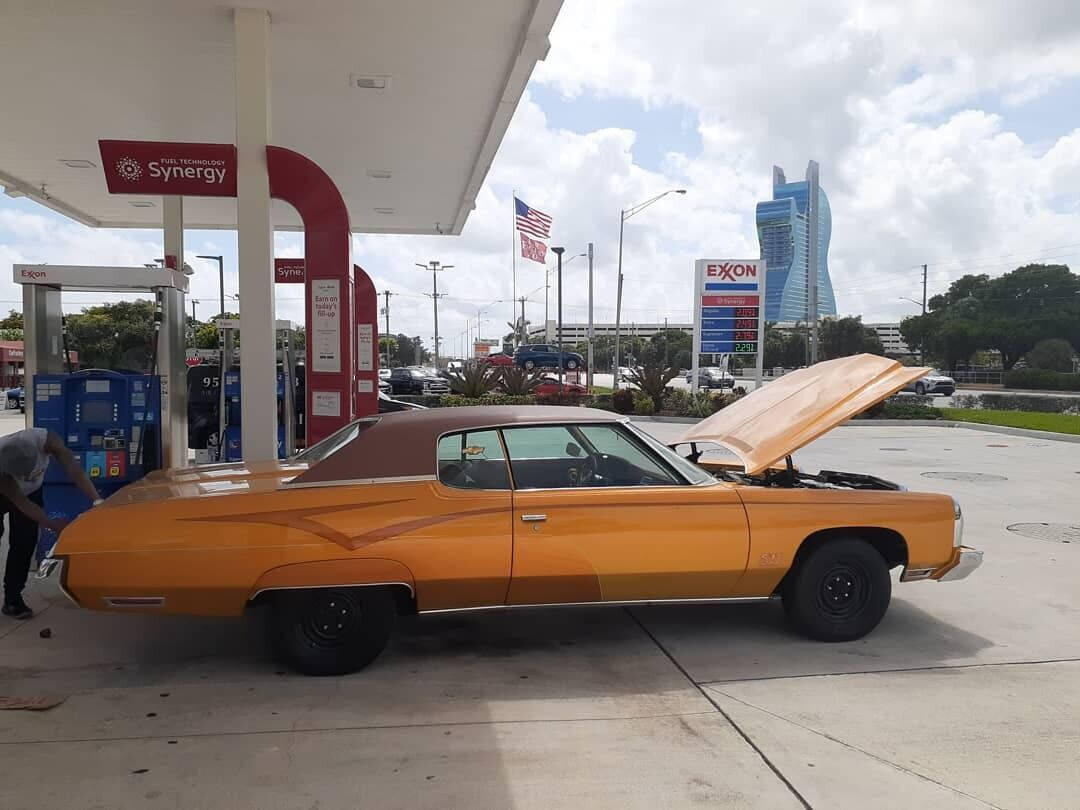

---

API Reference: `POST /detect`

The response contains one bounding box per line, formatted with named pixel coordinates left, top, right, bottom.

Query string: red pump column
left=353, top=264, right=379, bottom=418
left=267, top=146, right=354, bottom=445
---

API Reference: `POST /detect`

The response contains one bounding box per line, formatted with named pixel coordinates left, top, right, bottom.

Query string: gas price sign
left=691, top=258, right=766, bottom=389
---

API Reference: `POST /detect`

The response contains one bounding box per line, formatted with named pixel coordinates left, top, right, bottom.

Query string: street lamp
left=196, top=255, right=225, bottom=328
left=614, top=190, right=686, bottom=382
left=551, top=247, right=566, bottom=390
left=416, top=261, right=453, bottom=369
left=898, top=296, right=924, bottom=310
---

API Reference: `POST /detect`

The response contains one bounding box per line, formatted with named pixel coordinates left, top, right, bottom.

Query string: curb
left=840, top=419, right=1080, bottom=443
left=633, top=415, right=1080, bottom=443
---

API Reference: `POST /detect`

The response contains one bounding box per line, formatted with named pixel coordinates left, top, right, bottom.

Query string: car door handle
left=520, top=514, right=547, bottom=522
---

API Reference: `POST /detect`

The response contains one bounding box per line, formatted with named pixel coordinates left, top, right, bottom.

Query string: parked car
left=39, top=354, right=980, bottom=676
left=686, top=367, right=735, bottom=389
left=4, top=387, right=22, bottom=410
left=617, top=366, right=632, bottom=382
left=378, top=391, right=426, bottom=413
left=378, top=368, right=392, bottom=380
left=378, top=378, right=392, bottom=395
left=481, top=351, right=515, bottom=367
left=904, top=370, right=955, bottom=396
left=514, top=344, right=585, bottom=371
left=533, top=376, right=587, bottom=397
left=388, top=366, right=450, bottom=395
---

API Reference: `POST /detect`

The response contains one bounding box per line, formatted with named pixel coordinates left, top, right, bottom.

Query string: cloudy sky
left=2, top=0, right=1079, bottom=356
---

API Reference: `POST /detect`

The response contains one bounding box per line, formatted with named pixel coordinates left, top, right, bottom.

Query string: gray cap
left=0, top=433, right=40, bottom=478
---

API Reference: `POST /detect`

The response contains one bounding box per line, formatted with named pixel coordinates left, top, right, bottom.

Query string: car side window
left=577, top=425, right=680, bottom=486
left=437, top=430, right=510, bottom=490
left=502, top=424, right=680, bottom=489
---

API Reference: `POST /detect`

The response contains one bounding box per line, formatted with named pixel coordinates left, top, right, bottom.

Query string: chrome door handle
left=520, top=514, right=547, bottom=522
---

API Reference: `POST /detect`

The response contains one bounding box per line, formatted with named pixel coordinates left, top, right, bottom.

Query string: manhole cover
left=921, top=471, right=1008, bottom=482
left=1007, top=523, right=1080, bottom=544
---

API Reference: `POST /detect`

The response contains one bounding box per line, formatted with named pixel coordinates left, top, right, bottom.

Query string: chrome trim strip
left=284, top=475, right=436, bottom=490
left=35, top=558, right=79, bottom=607
left=103, top=596, right=166, bottom=607
left=419, top=596, right=775, bottom=615
left=939, top=548, right=983, bottom=582
left=249, top=581, right=415, bottom=601
left=899, top=567, right=934, bottom=582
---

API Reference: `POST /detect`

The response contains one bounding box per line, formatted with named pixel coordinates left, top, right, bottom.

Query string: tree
left=388, top=334, right=430, bottom=367
left=627, top=362, right=678, bottom=411
left=645, top=329, right=692, bottom=370
left=762, top=323, right=808, bottom=368
left=901, top=265, right=1080, bottom=370
left=1025, top=338, right=1076, bottom=372
left=497, top=366, right=544, bottom=395
left=819, top=316, right=884, bottom=360
left=447, top=364, right=498, bottom=398
left=0, top=310, right=23, bottom=330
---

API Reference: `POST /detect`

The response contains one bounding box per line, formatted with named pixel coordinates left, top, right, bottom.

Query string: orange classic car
left=38, top=355, right=982, bottom=675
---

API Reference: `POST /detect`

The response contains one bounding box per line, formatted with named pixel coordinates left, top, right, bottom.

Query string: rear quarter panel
left=729, top=488, right=955, bottom=597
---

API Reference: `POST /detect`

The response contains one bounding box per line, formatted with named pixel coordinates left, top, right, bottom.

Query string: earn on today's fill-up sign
left=693, top=259, right=764, bottom=354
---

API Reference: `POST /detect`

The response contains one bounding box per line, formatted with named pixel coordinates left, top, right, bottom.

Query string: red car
left=534, top=376, right=587, bottom=397
left=481, top=352, right=514, bottom=367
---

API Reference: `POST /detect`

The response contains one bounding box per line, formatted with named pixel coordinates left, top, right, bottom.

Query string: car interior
left=437, top=425, right=682, bottom=490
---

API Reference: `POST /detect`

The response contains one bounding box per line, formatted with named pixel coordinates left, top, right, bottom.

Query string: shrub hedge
left=1004, top=368, right=1080, bottom=391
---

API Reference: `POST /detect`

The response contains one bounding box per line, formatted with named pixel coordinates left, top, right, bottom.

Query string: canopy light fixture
left=373, top=207, right=395, bottom=214
left=129, top=200, right=155, bottom=208
left=58, top=159, right=97, bottom=169
left=366, top=169, right=392, bottom=180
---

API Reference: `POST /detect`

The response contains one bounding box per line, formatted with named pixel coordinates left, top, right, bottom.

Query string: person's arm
left=44, top=431, right=102, bottom=505
left=0, top=475, right=67, bottom=531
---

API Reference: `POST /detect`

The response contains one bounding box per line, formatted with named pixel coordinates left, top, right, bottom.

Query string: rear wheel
left=271, top=587, right=395, bottom=676
left=566, top=358, right=579, bottom=370
left=915, top=382, right=926, bottom=395
left=782, top=538, right=891, bottom=642
left=524, top=360, right=536, bottom=371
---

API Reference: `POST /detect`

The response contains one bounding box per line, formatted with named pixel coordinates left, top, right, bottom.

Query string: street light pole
left=416, top=261, right=452, bottom=369
left=613, top=190, right=686, bottom=385
left=382, top=290, right=393, bottom=367
left=552, top=247, right=565, bottom=391
left=587, top=242, right=594, bottom=390
left=197, top=254, right=226, bottom=461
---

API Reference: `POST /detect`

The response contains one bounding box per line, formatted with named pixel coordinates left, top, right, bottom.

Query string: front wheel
left=271, top=587, right=395, bottom=675
left=915, top=382, right=926, bottom=395
left=782, top=538, right=891, bottom=642
left=565, top=359, right=579, bottom=370
left=524, top=360, right=536, bottom=371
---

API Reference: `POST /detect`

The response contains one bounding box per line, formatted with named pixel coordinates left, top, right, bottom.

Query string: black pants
left=2, top=486, right=43, bottom=605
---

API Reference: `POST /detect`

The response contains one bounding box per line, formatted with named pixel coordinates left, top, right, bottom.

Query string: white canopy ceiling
left=0, top=0, right=560, bottom=234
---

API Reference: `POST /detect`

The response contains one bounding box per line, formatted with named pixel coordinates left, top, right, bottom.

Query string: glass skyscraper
left=755, top=162, right=837, bottom=322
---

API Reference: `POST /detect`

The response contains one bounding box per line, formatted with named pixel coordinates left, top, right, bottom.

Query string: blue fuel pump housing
left=222, top=367, right=288, bottom=461
left=32, top=370, right=162, bottom=556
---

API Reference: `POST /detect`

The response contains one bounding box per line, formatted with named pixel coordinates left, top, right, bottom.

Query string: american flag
left=515, top=197, right=552, bottom=239
left=520, top=231, right=548, bottom=264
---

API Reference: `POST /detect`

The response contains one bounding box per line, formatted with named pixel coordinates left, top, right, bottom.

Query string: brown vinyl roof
left=292, top=406, right=622, bottom=485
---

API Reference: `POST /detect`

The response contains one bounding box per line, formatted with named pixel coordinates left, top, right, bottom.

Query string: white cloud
left=2, top=0, right=1080, bottom=342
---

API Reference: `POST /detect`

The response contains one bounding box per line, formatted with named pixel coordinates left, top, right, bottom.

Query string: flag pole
left=511, top=190, right=517, bottom=349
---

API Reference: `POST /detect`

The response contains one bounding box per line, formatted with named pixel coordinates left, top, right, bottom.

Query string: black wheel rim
left=299, top=591, right=362, bottom=649
left=815, top=561, right=871, bottom=621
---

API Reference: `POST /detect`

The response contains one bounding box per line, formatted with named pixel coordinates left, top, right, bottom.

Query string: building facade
left=756, top=163, right=837, bottom=322
left=527, top=321, right=693, bottom=344
left=864, top=323, right=913, bottom=358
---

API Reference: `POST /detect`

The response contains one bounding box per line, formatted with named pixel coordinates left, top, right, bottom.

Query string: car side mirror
left=565, top=442, right=582, bottom=457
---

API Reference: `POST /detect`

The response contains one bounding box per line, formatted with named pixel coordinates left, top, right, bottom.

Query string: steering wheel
left=576, top=455, right=596, bottom=486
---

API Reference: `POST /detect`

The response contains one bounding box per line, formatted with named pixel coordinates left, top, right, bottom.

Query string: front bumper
left=936, top=546, right=983, bottom=582
left=34, top=557, right=79, bottom=607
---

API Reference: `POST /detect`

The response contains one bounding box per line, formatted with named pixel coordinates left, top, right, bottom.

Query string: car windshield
left=292, top=419, right=375, bottom=463
left=624, top=422, right=715, bottom=485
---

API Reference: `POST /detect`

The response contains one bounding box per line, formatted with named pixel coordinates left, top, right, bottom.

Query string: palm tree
left=498, top=366, right=544, bottom=395
left=446, top=364, right=499, bottom=398
left=627, top=362, right=678, bottom=411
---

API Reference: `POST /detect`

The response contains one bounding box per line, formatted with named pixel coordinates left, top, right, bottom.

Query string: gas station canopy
left=0, top=0, right=560, bottom=235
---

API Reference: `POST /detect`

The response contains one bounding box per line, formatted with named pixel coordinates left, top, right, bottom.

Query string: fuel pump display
left=33, top=370, right=162, bottom=554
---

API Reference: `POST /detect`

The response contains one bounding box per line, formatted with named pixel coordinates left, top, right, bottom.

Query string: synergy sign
left=99, top=140, right=238, bottom=197
left=691, top=258, right=766, bottom=390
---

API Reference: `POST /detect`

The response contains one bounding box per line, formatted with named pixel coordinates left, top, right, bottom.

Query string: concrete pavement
left=2, top=420, right=1079, bottom=807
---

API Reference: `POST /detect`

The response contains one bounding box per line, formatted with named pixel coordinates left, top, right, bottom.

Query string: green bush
left=632, top=391, right=656, bottom=415
left=953, top=392, right=1079, bottom=415
left=688, top=391, right=720, bottom=418
left=1004, top=368, right=1080, bottom=391
left=438, top=394, right=536, bottom=407
left=612, top=388, right=635, bottom=414
left=535, top=392, right=586, bottom=407
left=880, top=401, right=941, bottom=419
left=662, top=388, right=691, bottom=415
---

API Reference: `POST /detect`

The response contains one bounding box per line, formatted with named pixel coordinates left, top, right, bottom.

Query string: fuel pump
left=13, top=263, right=187, bottom=557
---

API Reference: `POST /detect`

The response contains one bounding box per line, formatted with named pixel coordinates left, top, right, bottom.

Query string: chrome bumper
left=938, top=547, right=983, bottom=582
left=34, top=558, right=78, bottom=607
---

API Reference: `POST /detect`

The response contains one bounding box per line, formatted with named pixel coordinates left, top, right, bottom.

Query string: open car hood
left=676, top=354, right=929, bottom=475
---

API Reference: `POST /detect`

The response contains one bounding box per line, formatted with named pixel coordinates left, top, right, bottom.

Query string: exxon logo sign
left=706, top=262, right=759, bottom=281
